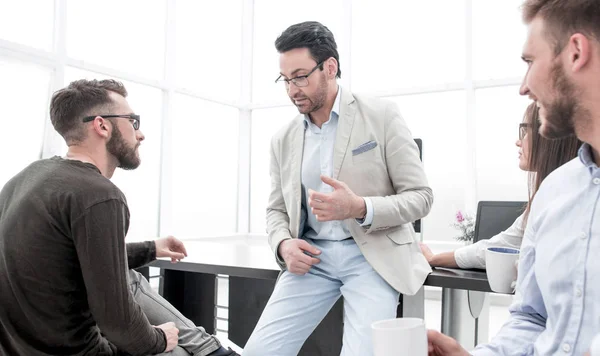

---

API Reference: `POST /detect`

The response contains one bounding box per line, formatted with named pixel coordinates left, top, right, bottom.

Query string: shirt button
left=593, top=178, right=600, bottom=185
left=575, top=288, right=582, bottom=297
left=580, top=232, right=587, bottom=239
left=562, top=343, right=571, bottom=352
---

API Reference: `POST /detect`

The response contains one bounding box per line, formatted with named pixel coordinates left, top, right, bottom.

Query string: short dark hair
left=522, top=0, right=600, bottom=56
left=275, top=21, right=341, bottom=78
left=49, top=79, right=128, bottom=144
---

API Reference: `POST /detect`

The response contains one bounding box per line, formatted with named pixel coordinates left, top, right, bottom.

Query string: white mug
left=371, top=317, right=427, bottom=356
left=485, top=246, right=520, bottom=294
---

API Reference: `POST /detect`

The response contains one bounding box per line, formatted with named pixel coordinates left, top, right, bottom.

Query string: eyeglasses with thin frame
left=274, top=61, right=324, bottom=88
left=519, top=123, right=531, bottom=141
left=82, top=114, right=141, bottom=130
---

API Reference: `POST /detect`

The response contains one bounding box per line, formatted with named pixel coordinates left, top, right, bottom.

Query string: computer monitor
left=473, top=201, right=527, bottom=243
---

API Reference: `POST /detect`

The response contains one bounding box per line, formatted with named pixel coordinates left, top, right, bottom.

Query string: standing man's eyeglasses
left=275, top=61, right=324, bottom=87
left=82, top=114, right=141, bottom=130
left=519, top=123, right=531, bottom=141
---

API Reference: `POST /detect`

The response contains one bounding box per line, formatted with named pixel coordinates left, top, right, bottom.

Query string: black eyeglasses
left=275, top=61, right=324, bottom=87
left=82, top=114, right=141, bottom=130
left=519, top=123, right=531, bottom=141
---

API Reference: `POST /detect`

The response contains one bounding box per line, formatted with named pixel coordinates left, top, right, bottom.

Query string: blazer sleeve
left=266, top=135, right=292, bottom=268
left=365, top=101, right=434, bottom=233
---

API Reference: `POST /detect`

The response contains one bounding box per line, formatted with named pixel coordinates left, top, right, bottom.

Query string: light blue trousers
left=243, top=237, right=400, bottom=356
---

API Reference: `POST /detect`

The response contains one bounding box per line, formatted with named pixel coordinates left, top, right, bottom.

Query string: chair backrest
left=473, top=201, right=527, bottom=243
left=413, top=138, right=423, bottom=233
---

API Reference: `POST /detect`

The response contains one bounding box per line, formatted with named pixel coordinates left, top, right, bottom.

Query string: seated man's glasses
left=82, top=114, right=141, bottom=130
left=275, top=61, right=324, bottom=88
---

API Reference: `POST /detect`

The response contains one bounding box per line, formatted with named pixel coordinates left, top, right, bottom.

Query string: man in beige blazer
left=243, top=21, right=433, bottom=356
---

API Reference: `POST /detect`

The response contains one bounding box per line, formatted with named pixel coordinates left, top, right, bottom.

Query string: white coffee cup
left=485, top=246, right=520, bottom=294
left=371, top=317, right=427, bottom=356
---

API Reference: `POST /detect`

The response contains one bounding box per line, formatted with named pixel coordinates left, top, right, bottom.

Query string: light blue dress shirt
left=301, top=87, right=374, bottom=241
left=472, top=143, right=600, bottom=355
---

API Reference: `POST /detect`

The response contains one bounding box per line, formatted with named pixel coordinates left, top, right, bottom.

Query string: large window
left=169, top=95, right=240, bottom=237
left=250, top=106, right=298, bottom=233
left=389, top=91, right=467, bottom=240
left=351, top=0, right=465, bottom=92
left=66, top=0, right=166, bottom=80
left=0, top=58, right=51, bottom=188
left=475, top=86, right=530, bottom=201
left=1, top=1, right=533, bottom=244
left=472, top=0, right=527, bottom=80
left=175, top=0, right=243, bottom=101
left=0, top=1, right=54, bottom=51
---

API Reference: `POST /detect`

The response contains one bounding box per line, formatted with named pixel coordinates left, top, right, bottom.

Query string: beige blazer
left=266, top=88, right=433, bottom=295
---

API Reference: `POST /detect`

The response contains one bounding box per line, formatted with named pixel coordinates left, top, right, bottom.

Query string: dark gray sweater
left=0, top=157, right=165, bottom=355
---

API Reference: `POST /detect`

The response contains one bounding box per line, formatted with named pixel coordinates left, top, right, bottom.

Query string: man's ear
left=326, top=57, right=338, bottom=79
left=91, top=116, right=110, bottom=138
left=568, top=33, right=591, bottom=73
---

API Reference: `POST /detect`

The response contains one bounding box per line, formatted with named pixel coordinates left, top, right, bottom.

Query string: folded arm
left=454, top=214, right=524, bottom=269
left=73, top=199, right=166, bottom=355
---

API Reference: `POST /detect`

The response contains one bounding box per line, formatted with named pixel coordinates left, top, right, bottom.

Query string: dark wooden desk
left=149, top=237, right=493, bottom=355
left=426, top=267, right=492, bottom=292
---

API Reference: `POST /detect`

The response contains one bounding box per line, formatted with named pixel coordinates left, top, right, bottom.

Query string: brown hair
left=522, top=0, right=600, bottom=56
left=523, top=102, right=582, bottom=223
left=49, top=79, right=128, bottom=145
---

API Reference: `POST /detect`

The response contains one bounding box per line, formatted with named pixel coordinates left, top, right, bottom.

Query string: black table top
left=425, top=267, right=492, bottom=293
left=148, top=237, right=493, bottom=292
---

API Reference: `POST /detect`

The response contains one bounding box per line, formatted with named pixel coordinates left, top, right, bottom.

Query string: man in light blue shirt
left=427, top=0, right=600, bottom=355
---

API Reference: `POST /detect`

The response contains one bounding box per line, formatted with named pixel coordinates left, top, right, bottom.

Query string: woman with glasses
left=420, top=103, right=581, bottom=269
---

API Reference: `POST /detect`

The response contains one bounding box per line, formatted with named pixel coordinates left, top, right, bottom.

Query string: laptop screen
left=474, top=201, right=526, bottom=242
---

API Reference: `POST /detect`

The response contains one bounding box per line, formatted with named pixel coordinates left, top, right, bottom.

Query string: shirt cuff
left=356, top=197, right=373, bottom=227
left=454, top=243, right=485, bottom=269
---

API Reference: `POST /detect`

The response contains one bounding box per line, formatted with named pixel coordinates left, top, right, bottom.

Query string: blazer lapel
left=333, top=89, right=356, bottom=179
left=290, top=117, right=305, bottom=238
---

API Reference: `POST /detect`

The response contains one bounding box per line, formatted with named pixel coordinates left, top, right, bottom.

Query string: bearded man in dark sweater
left=0, top=79, right=238, bottom=356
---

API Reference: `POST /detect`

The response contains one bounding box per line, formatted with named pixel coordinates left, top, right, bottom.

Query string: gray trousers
left=128, top=270, right=221, bottom=356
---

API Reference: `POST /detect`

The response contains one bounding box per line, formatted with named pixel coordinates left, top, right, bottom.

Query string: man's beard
left=292, top=73, right=328, bottom=115
left=106, top=124, right=140, bottom=170
left=540, top=61, right=585, bottom=139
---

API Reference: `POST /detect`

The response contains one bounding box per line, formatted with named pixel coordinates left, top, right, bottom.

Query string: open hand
left=419, top=243, right=435, bottom=264
left=308, top=175, right=365, bottom=222
left=278, top=239, right=321, bottom=275
left=155, top=322, right=179, bottom=352
left=427, top=330, right=470, bottom=356
left=155, top=236, right=188, bottom=263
